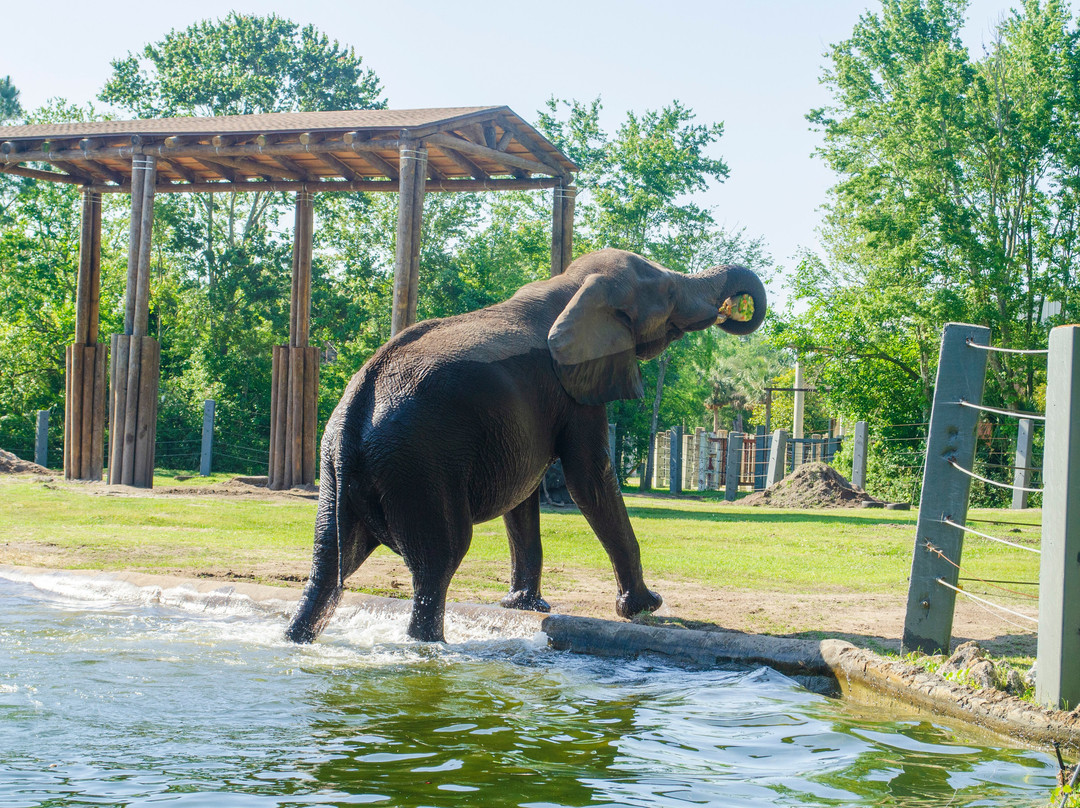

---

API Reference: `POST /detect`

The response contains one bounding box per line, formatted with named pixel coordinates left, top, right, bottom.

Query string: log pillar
left=64, top=188, right=106, bottom=481
left=108, top=155, right=159, bottom=488
left=550, top=183, right=576, bottom=276
left=269, top=189, right=320, bottom=490
left=391, top=141, right=427, bottom=336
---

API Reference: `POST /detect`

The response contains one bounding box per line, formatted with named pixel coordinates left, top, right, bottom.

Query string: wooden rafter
left=88, top=176, right=561, bottom=195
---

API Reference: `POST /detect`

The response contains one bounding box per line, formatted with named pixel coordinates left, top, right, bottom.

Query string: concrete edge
left=4, top=565, right=1079, bottom=752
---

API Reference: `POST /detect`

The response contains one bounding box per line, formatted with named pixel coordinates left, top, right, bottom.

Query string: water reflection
left=0, top=572, right=1060, bottom=807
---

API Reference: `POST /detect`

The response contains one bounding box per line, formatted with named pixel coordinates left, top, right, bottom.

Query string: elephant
left=285, top=248, right=766, bottom=643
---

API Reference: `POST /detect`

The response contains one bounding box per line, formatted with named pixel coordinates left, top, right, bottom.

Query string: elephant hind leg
left=285, top=470, right=378, bottom=644
left=500, top=487, right=550, bottom=613
left=390, top=506, right=472, bottom=642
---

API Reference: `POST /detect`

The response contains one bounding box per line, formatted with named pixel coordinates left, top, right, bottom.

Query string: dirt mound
left=739, top=462, right=881, bottom=509
left=0, top=449, right=50, bottom=475
left=155, top=476, right=318, bottom=499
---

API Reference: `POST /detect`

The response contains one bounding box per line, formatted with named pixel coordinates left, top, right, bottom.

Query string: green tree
left=97, top=15, right=387, bottom=467
left=789, top=0, right=1079, bottom=420
left=0, top=76, right=21, bottom=122
left=538, top=98, right=751, bottom=487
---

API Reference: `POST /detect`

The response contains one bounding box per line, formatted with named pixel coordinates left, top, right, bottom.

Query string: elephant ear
left=548, top=274, right=645, bottom=405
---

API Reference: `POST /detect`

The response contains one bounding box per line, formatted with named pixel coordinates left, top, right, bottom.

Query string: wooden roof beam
left=496, top=116, right=572, bottom=179
left=344, top=132, right=399, bottom=179
left=192, top=157, right=241, bottom=182
left=316, top=151, right=364, bottom=182
left=425, top=132, right=561, bottom=178
left=0, top=162, right=86, bottom=185
left=88, top=176, right=561, bottom=195
left=157, top=156, right=204, bottom=184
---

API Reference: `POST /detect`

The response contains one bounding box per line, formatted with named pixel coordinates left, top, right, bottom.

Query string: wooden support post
left=766, top=429, right=788, bottom=487
left=851, top=420, right=869, bottom=490
left=668, top=426, right=682, bottom=495
left=303, top=347, right=319, bottom=485
left=35, top=409, right=50, bottom=468
left=108, top=335, right=128, bottom=484
left=65, top=189, right=106, bottom=482
left=550, top=184, right=576, bottom=276
left=269, top=346, right=286, bottom=489
left=902, top=323, right=990, bottom=655
left=200, top=400, right=215, bottom=477
left=725, top=432, right=743, bottom=501
left=1011, top=417, right=1034, bottom=510
left=290, top=189, right=314, bottom=348
left=1036, top=325, right=1080, bottom=710
left=392, top=142, right=427, bottom=336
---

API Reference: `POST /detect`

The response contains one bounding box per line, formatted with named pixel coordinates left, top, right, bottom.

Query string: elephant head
left=548, top=250, right=767, bottom=405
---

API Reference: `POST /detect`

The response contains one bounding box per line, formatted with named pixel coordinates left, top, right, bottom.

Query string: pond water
left=0, top=571, right=1059, bottom=808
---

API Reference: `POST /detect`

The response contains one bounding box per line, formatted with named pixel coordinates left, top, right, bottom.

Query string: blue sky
left=6, top=0, right=1031, bottom=293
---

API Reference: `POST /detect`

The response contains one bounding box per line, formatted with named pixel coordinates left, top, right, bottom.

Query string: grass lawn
left=0, top=473, right=1042, bottom=601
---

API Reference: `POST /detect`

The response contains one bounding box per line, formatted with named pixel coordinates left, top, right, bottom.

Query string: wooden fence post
left=766, top=429, right=788, bottom=487
left=35, top=409, right=50, bottom=468
left=200, top=399, right=215, bottom=477
left=902, top=323, right=990, bottom=655
left=1011, top=418, right=1034, bottom=510
left=725, top=432, right=743, bottom=501
left=1036, top=325, right=1080, bottom=710
left=668, top=426, right=682, bottom=495
left=851, top=420, right=869, bottom=489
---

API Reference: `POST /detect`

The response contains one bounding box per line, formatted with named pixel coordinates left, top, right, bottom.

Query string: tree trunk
left=640, top=353, right=669, bottom=491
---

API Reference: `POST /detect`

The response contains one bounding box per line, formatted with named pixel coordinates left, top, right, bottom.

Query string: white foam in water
left=0, top=567, right=548, bottom=658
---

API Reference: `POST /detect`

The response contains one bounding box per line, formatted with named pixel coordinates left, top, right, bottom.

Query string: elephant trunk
left=683, top=264, right=767, bottom=336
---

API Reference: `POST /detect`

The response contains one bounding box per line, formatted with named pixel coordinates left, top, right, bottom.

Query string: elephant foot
left=616, top=588, right=663, bottom=619
left=407, top=596, right=447, bottom=643
left=500, top=589, right=551, bottom=613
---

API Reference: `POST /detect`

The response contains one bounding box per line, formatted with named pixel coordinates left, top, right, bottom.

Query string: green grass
left=0, top=474, right=1042, bottom=600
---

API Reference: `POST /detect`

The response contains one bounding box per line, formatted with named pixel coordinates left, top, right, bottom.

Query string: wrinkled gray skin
left=285, top=249, right=767, bottom=643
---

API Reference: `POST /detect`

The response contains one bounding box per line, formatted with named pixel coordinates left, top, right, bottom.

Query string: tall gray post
left=668, top=425, right=682, bottom=495
left=1011, top=418, right=1034, bottom=510
left=608, top=423, right=618, bottom=481
left=902, top=323, right=990, bottom=655
left=725, top=432, right=743, bottom=501
left=766, top=429, right=788, bottom=487
left=35, top=409, right=50, bottom=468
left=851, top=420, right=869, bottom=489
left=1036, top=325, right=1080, bottom=710
left=200, top=399, right=215, bottom=477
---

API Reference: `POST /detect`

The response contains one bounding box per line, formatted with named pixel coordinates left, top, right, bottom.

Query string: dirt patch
left=154, top=477, right=319, bottom=500
left=739, top=462, right=882, bottom=509
left=0, top=449, right=49, bottom=476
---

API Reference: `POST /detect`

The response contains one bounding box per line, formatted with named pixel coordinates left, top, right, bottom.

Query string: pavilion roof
left=0, top=106, right=577, bottom=193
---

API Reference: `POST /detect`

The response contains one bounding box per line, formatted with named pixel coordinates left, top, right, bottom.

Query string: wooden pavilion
left=0, top=107, right=578, bottom=489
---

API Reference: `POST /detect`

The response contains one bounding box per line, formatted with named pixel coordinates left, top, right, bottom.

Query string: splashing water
left=0, top=570, right=1059, bottom=807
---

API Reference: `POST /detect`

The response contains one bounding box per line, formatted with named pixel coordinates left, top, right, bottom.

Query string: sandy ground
left=1, top=471, right=1038, bottom=658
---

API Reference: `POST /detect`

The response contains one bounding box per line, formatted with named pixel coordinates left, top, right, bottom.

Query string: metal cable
left=924, top=542, right=1039, bottom=600
left=945, top=456, right=1044, bottom=493
left=938, top=516, right=1041, bottom=554
left=955, top=399, right=1046, bottom=421
left=935, top=578, right=1039, bottom=624
left=964, top=338, right=1049, bottom=355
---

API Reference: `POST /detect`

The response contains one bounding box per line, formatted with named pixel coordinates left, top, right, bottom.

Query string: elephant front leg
left=559, top=411, right=662, bottom=619
left=500, top=487, right=551, bottom=613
